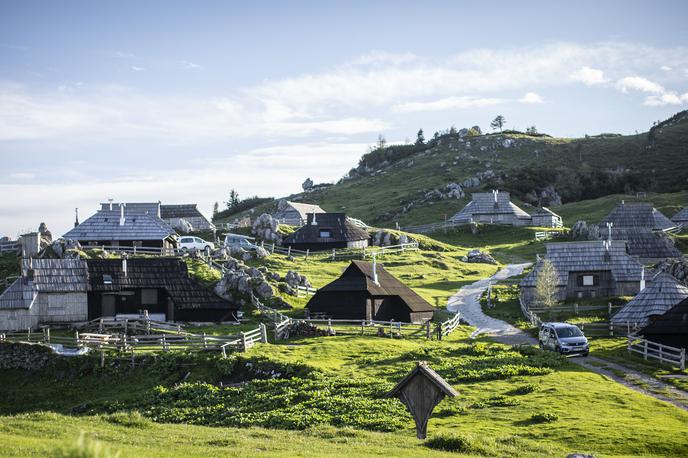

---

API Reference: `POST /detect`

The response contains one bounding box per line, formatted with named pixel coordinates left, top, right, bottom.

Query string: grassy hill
left=216, top=111, right=688, bottom=229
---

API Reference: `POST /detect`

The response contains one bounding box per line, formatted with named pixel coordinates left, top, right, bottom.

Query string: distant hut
left=63, top=202, right=178, bottom=251
left=672, top=207, right=688, bottom=229
left=273, top=200, right=325, bottom=226
left=306, top=260, right=434, bottom=323
left=0, top=259, right=88, bottom=331
left=531, top=207, right=563, bottom=228
left=282, top=213, right=369, bottom=252
left=598, top=202, right=680, bottom=262
left=87, top=258, right=238, bottom=322
left=637, top=297, right=688, bottom=349
left=160, top=204, right=215, bottom=232
left=449, top=190, right=533, bottom=226
left=611, top=273, right=688, bottom=329
left=520, top=241, right=646, bottom=305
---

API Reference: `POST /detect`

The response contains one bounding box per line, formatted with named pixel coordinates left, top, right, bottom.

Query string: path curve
left=446, top=264, right=688, bottom=410
left=447, top=263, right=534, bottom=346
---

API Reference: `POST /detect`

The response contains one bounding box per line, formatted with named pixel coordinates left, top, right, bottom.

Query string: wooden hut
left=531, top=207, right=563, bottom=228
left=87, top=258, right=238, bottom=322
left=520, top=241, right=645, bottom=305
left=672, top=207, right=688, bottom=229
left=273, top=200, right=325, bottom=226
left=611, top=272, right=688, bottom=328
left=305, top=260, right=434, bottom=323
left=449, top=190, right=533, bottom=226
left=600, top=202, right=676, bottom=231
left=638, top=297, right=688, bottom=349
left=0, top=259, right=89, bottom=331
left=160, top=204, right=215, bottom=232
left=63, top=202, right=178, bottom=251
left=282, top=213, right=369, bottom=252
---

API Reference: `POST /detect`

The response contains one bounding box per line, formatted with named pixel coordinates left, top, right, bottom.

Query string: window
left=141, top=289, right=158, bottom=305
left=319, top=229, right=332, bottom=238
left=181, top=237, right=192, bottom=243
left=582, top=275, right=594, bottom=286
left=103, top=274, right=113, bottom=285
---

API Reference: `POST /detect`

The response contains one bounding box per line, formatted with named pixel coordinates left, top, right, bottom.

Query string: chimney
left=493, top=189, right=499, bottom=203
left=157, top=201, right=161, bottom=218
left=74, top=208, right=80, bottom=227
left=640, top=268, right=645, bottom=291
left=606, top=222, right=613, bottom=241
left=372, top=253, right=380, bottom=286
left=122, top=255, right=128, bottom=278
left=108, top=198, right=113, bottom=211
left=311, top=213, right=317, bottom=225
left=119, top=203, right=126, bottom=226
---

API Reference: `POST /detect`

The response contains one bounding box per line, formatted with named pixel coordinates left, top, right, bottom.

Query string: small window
left=181, top=237, right=192, bottom=243
left=582, top=275, right=594, bottom=286
left=195, top=238, right=204, bottom=243
left=319, top=229, right=332, bottom=238
left=103, top=274, right=113, bottom=285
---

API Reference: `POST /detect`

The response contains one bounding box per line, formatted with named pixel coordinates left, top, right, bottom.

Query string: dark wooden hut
left=638, top=297, right=688, bottom=349
left=305, top=260, right=434, bottom=323
left=282, top=213, right=369, bottom=251
left=612, top=272, right=688, bottom=328
left=87, top=258, right=238, bottom=322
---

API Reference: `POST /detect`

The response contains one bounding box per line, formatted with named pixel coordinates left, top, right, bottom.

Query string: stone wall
left=0, top=342, right=55, bottom=370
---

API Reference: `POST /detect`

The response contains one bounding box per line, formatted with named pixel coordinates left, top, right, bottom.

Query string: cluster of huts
left=521, top=201, right=688, bottom=348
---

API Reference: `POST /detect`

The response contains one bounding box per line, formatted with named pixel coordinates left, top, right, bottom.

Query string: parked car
left=223, top=233, right=259, bottom=251
left=178, top=236, right=215, bottom=252
left=538, top=322, right=589, bottom=356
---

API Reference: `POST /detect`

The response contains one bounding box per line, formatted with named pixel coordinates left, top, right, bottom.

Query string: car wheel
left=582, top=351, right=589, bottom=357
left=205, top=245, right=211, bottom=251
left=181, top=247, right=188, bottom=252
left=538, top=342, right=544, bottom=349
left=555, top=345, right=562, bottom=354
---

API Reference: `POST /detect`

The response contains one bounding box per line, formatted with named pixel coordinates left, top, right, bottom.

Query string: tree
left=526, top=125, right=538, bottom=135
left=535, top=259, right=559, bottom=308
left=376, top=134, right=387, bottom=150
left=415, top=129, right=425, bottom=145
left=226, top=189, right=240, bottom=210
left=212, top=202, right=219, bottom=215
left=449, top=125, right=458, bottom=135
left=490, top=115, right=506, bottom=132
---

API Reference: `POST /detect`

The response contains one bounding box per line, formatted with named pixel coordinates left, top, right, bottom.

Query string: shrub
left=529, top=412, right=559, bottom=423
left=507, top=384, right=537, bottom=395
left=425, top=433, right=488, bottom=454
left=53, top=432, right=121, bottom=458
left=104, top=411, right=151, bottom=429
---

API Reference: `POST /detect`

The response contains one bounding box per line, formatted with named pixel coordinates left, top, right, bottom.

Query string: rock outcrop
left=252, top=213, right=281, bottom=244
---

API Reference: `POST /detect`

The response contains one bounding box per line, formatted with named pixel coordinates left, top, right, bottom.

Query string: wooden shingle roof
left=160, top=204, right=205, bottom=219
left=316, top=260, right=433, bottom=313
left=600, top=202, right=676, bottom=231
left=672, top=207, right=688, bottom=224
left=609, top=228, right=681, bottom=259
left=612, top=273, right=688, bottom=326
left=520, top=241, right=644, bottom=287
left=64, top=204, right=176, bottom=242
left=638, top=296, right=688, bottom=338
left=278, top=201, right=325, bottom=220
left=387, top=361, right=458, bottom=397
left=450, top=191, right=531, bottom=223
left=283, top=213, right=369, bottom=244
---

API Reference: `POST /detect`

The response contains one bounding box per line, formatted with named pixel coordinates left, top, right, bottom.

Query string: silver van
left=538, top=322, right=589, bottom=356
left=223, top=233, right=259, bottom=251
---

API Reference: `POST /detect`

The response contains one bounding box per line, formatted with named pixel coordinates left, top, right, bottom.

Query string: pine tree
left=415, top=129, right=425, bottom=145
left=212, top=202, right=219, bottom=215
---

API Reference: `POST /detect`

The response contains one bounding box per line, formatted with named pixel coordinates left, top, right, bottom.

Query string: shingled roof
left=638, top=296, right=688, bottom=341
left=160, top=204, right=205, bottom=219
left=672, top=207, right=688, bottom=224
left=87, top=258, right=236, bottom=311
left=316, top=260, right=434, bottom=313
left=520, top=241, right=644, bottom=287
left=0, top=259, right=88, bottom=310
left=600, top=202, right=676, bottom=231
left=283, top=213, right=369, bottom=244
left=450, top=191, right=531, bottom=223
left=277, top=200, right=325, bottom=219
left=611, top=273, right=688, bottom=326
left=64, top=203, right=176, bottom=242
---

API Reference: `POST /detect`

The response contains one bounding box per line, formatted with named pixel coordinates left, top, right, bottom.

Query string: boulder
left=170, top=218, right=193, bottom=234
left=465, top=249, right=497, bottom=265
left=252, top=213, right=281, bottom=244
left=470, top=125, right=482, bottom=135
left=302, top=178, right=314, bottom=191
left=255, top=281, right=274, bottom=299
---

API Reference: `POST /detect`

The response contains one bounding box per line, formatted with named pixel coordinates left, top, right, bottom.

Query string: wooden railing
left=628, top=335, right=686, bottom=370
left=0, top=242, right=18, bottom=254
left=534, top=230, right=565, bottom=241
left=297, top=317, right=433, bottom=339
left=296, top=285, right=317, bottom=297
left=401, top=221, right=461, bottom=234
left=437, top=312, right=462, bottom=339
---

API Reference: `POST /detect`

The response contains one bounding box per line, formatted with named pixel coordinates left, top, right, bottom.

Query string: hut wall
left=615, top=281, right=642, bottom=297
left=174, top=307, right=235, bottom=322
left=347, top=239, right=370, bottom=249
left=409, top=311, right=434, bottom=324
left=306, top=291, right=368, bottom=319
left=642, top=333, right=687, bottom=349
left=37, top=292, right=88, bottom=323
left=532, top=215, right=561, bottom=228
left=373, top=296, right=411, bottom=322
left=565, top=271, right=614, bottom=299
left=0, top=307, right=40, bottom=331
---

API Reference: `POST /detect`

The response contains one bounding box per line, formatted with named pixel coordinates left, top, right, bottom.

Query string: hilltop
left=216, top=110, right=688, bottom=228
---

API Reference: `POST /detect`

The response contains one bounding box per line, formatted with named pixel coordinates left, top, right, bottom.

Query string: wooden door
left=102, top=295, right=116, bottom=317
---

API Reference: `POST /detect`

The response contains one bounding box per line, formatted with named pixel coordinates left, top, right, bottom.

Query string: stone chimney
left=119, top=203, right=126, bottom=226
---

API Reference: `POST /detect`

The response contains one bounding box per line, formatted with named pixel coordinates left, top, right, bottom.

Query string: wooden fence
left=437, top=312, right=462, bottom=339
left=401, top=221, right=461, bottom=234
left=627, top=335, right=685, bottom=370
left=534, top=230, right=565, bottom=241
left=0, top=242, right=18, bottom=254
left=296, top=317, right=433, bottom=339
left=259, top=241, right=419, bottom=262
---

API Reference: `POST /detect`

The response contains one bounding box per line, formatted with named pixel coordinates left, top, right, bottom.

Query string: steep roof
left=609, top=228, right=681, bottom=259
left=672, top=207, right=688, bottom=224
left=277, top=200, right=325, bottom=219
left=600, top=202, right=676, bottom=231
left=387, top=361, right=458, bottom=398
left=520, top=240, right=644, bottom=287
left=0, top=259, right=88, bottom=310
left=612, top=273, right=688, bottom=326
left=315, top=260, right=433, bottom=313
left=638, top=296, right=688, bottom=339
left=87, top=258, right=237, bottom=311
left=64, top=204, right=176, bottom=242
left=283, top=213, right=369, bottom=244
left=532, top=207, right=560, bottom=217
left=450, top=191, right=531, bottom=223
left=160, top=204, right=205, bottom=219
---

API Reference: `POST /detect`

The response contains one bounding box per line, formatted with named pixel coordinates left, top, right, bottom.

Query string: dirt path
left=446, top=265, right=688, bottom=411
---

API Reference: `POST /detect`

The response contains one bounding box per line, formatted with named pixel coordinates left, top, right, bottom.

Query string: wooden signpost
left=387, top=361, right=458, bottom=439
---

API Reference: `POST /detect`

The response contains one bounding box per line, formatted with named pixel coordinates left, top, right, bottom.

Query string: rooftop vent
left=103, top=274, right=113, bottom=285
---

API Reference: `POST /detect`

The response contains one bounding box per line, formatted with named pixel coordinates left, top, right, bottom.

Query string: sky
left=1, top=0, right=688, bottom=237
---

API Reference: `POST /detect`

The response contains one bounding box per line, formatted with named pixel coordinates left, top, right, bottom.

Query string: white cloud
left=131, top=66, right=145, bottom=72
left=616, top=76, right=665, bottom=94
left=351, top=51, right=418, bottom=66
left=182, top=61, right=201, bottom=69
left=643, top=92, right=688, bottom=106
left=393, top=96, right=503, bottom=112
left=520, top=92, right=544, bottom=104
left=661, top=65, right=673, bottom=71
left=571, top=66, right=608, bottom=85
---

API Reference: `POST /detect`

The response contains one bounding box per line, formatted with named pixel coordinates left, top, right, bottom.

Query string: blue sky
left=1, top=0, right=688, bottom=236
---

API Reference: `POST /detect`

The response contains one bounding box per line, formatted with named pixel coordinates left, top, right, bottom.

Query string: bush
left=53, top=432, right=121, bottom=458
left=104, top=411, right=151, bottom=429
left=507, top=384, right=537, bottom=395
left=425, top=433, right=488, bottom=454
left=529, top=412, right=559, bottom=423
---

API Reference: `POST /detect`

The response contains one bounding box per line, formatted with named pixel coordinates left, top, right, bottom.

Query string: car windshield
left=556, top=326, right=583, bottom=338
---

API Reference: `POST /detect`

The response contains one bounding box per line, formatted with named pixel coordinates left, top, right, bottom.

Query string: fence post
left=100, top=349, right=105, bottom=368
left=99, top=318, right=103, bottom=332
left=241, top=332, right=247, bottom=352
left=260, top=323, right=268, bottom=343
left=681, top=348, right=686, bottom=371
left=426, top=321, right=431, bottom=340
left=643, top=340, right=648, bottom=360
left=574, top=303, right=578, bottom=315
left=75, top=330, right=80, bottom=348
left=222, top=344, right=227, bottom=359
left=162, top=335, right=168, bottom=353
left=287, top=246, right=291, bottom=257
left=328, top=318, right=332, bottom=334
left=332, top=249, right=336, bottom=261
left=306, top=249, right=309, bottom=259
left=271, top=243, right=275, bottom=254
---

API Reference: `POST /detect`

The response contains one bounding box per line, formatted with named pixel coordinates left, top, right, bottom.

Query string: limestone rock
left=302, top=178, right=314, bottom=191
left=252, top=213, right=281, bottom=244
left=465, top=249, right=497, bottom=265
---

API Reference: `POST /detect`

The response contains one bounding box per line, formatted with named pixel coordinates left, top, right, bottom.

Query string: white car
left=178, top=236, right=215, bottom=252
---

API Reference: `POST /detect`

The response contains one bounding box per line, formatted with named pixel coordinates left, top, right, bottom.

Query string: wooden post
left=271, top=243, right=275, bottom=254
left=100, top=348, right=105, bottom=368
left=643, top=340, right=648, bottom=360
left=260, top=323, right=268, bottom=343
left=437, top=323, right=443, bottom=341
left=131, top=351, right=135, bottom=369
left=241, top=332, right=247, bottom=352
left=389, top=320, right=393, bottom=338
left=27, top=328, right=31, bottom=341
left=222, top=344, right=227, bottom=359
left=361, top=321, right=364, bottom=335
left=202, top=333, right=207, bottom=350
left=332, top=248, right=336, bottom=261
left=574, top=303, right=578, bottom=315
left=75, top=330, right=80, bottom=347
left=305, top=249, right=309, bottom=259
left=680, top=348, right=685, bottom=371
left=99, top=318, right=103, bottom=332
left=287, top=246, right=291, bottom=257
left=328, top=318, right=332, bottom=335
